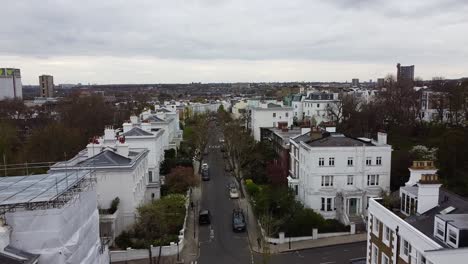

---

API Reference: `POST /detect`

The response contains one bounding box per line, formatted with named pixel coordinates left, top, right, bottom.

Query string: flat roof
left=438, top=214, right=468, bottom=230
left=306, top=133, right=374, bottom=147
left=0, top=170, right=91, bottom=207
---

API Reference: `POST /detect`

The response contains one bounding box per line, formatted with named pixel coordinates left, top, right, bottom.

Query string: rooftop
left=305, top=133, right=374, bottom=147
left=122, top=127, right=154, bottom=137
left=270, top=127, right=303, bottom=140
left=0, top=246, right=39, bottom=264
left=143, top=115, right=165, bottom=122
left=305, top=93, right=336, bottom=101
left=52, top=148, right=147, bottom=169
left=0, top=170, right=92, bottom=208
left=400, top=188, right=468, bottom=248
left=438, top=214, right=468, bottom=230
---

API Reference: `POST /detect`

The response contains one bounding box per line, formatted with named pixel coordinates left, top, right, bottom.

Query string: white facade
left=0, top=68, right=22, bottom=100
left=302, top=92, right=340, bottom=124
left=232, top=99, right=248, bottom=119
left=51, top=145, right=149, bottom=238
left=289, top=131, right=391, bottom=224
left=419, top=89, right=465, bottom=124
left=250, top=107, right=294, bottom=141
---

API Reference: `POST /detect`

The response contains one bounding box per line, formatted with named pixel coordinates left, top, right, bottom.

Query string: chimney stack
left=310, top=126, right=322, bottom=140
left=407, top=161, right=437, bottom=186
left=130, top=115, right=139, bottom=124
left=87, top=139, right=102, bottom=158
left=123, top=122, right=132, bottom=133
left=377, top=131, right=387, bottom=145
left=417, top=174, right=442, bottom=214
left=116, top=137, right=129, bottom=158
left=0, top=223, right=11, bottom=252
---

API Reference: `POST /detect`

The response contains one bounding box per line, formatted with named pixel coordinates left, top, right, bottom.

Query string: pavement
left=180, top=186, right=201, bottom=264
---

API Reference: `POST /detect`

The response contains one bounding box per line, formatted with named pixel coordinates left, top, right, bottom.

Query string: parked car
left=232, top=209, right=246, bottom=232
left=201, top=163, right=209, bottom=170
left=201, top=169, right=210, bottom=181
left=229, top=184, right=239, bottom=199
left=219, top=138, right=225, bottom=143
left=199, top=210, right=211, bottom=225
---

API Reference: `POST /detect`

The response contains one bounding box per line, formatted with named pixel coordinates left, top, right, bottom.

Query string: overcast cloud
left=1, top=0, right=467, bottom=84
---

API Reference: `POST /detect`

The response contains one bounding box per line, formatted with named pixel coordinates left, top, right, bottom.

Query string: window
left=319, top=157, right=325, bottom=166
left=436, top=222, right=445, bottom=238
left=273, top=112, right=276, bottom=117
left=321, top=197, right=333, bottom=211
left=381, top=253, right=389, bottom=264
left=294, top=185, right=298, bottom=195
left=285, top=112, right=289, bottom=117
left=317, top=103, right=320, bottom=108
left=321, top=175, right=334, bottom=187
left=347, top=157, right=353, bottom=166
left=376, top=156, right=382, bottom=165
left=366, top=157, right=372, bottom=166
left=148, top=171, right=153, bottom=182
left=372, top=244, right=379, bottom=264
left=328, top=157, right=335, bottom=166
left=420, top=255, right=427, bottom=264
left=367, top=175, right=379, bottom=186
left=373, top=216, right=380, bottom=235
left=383, top=226, right=391, bottom=245
left=448, top=229, right=457, bottom=245
left=347, top=175, right=354, bottom=185
left=402, top=239, right=412, bottom=258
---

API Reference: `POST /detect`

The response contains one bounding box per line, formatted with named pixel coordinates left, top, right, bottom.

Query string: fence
left=259, top=220, right=356, bottom=245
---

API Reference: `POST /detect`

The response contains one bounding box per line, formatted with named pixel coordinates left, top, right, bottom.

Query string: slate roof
left=0, top=246, right=39, bottom=264
left=306, top=133, right=374, bottom=147
left=78, top=150, right=132, bottom=167
left=143, top=115, right=165, bottom=122
left=292, top=132, right=311, bottom=143
left=292, top=95, right=303, bottom=102
left=305, top=93, right=335, bottom=100
left=157, top=108, right=172, bottom=113
left=267, top=103, right=282, bottom=108
left=122, top=127, right=153, bottom=137
left=404, top=188, right=468, bottom=248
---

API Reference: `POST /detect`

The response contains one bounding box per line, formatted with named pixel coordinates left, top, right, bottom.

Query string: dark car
left=199, top=210, right=211, bottom=225
left=201, top=169, right=210, bottom=181
left=232, top=209, right=246, bottom=232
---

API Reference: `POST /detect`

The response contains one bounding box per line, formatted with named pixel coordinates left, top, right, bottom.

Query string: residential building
left=288, top=129, right=391, bottom=225
left=397, top=63, right=415, bottom=83
left=302, top=91, right=341, bottom=124
left=367, top=161, right=468, bottom=264
left=51, top=140, right=149, bottom=242
left=0, top=170, right=109, bottom=264
left=231, top=99, right=248, bottom=120
left=250, top=104, right=294, bottom=141
left=0, top=68, right=22, bottom=100
left=419, top=89, right=465, bottom=124
left=377, top=78, right=385, bottom=88
left=291, top=94, right=305, bottom=122
left=352, top=79, right=360, bottom=87
left=39, top=75, right=54, bottom=97
left=261, top=127, right=308, bottom=183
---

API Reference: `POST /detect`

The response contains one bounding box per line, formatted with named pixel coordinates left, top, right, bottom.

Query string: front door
left=348, top=198, right=358, bottom=216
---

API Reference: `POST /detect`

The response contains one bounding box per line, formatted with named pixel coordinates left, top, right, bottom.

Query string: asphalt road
left=198, top=122, right=366, bottom=264
left=198, top=123, right=253, bottom=264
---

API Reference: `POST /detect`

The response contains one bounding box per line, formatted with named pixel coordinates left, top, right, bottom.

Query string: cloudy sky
left=1, top=0, right=468, bottom=84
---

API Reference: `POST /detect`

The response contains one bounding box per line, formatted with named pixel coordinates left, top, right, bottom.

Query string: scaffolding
left=0, top=169, right=96, bottom=216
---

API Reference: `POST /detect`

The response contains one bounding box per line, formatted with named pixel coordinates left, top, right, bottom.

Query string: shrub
left=115, top=231, right=133, bottom=249
left=245, top=179, right=260, bottom=197
left=109, top=197, right=120, bottom=214
left=320, top=219, right=349, bottom=233
left=166, top=166, right=198, bottom=194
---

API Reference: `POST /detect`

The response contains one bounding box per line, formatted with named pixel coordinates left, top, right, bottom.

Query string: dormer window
left=448, top=229, right=458, bottom=246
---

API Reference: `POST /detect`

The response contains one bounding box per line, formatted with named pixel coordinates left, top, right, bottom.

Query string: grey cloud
left=0, top=0, right=467, bottom=78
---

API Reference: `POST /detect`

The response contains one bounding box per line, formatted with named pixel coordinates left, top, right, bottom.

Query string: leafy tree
left=0, top=122, right=19, bottom=164
left=24, top=123, right=82, bottom=163
left=133, top=194, right=186, bottom=247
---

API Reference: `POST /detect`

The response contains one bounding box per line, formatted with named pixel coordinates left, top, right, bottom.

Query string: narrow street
left=196, top=121, right=366, bottom=264
left=197, top=123, right=253, bottom=264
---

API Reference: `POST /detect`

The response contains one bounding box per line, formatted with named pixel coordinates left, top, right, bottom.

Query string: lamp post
left=177, top=241, right=180, bottom=261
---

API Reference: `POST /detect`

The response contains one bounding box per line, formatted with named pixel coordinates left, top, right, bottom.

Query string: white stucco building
left=51, top=141, right=149, bottom=241
left=367, top=161, right=468, bottom=264
left=250, top=104, right=294, bottom=141
left=302, top=91, right=340, bottom=124
left=288, top=129, right=391, bottom=225
left=231, top=99, right=248, bottom=119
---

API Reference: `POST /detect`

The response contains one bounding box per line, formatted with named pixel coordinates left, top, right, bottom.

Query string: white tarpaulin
left=6, top=189, right=108, bottom=264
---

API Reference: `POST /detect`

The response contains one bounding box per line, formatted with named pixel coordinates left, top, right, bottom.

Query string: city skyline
left=1, top=0, right=468, bottom=84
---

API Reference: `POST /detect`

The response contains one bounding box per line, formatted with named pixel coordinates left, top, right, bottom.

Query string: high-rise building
left=352, top=78, right=359, bottom=87
left=39, top=75, right=54, bottom=97
left=377, top=78, right=385, bottom=88
left=397, top=63, right=415, bottom=83
left=0, top=68, right=22, bottom=100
